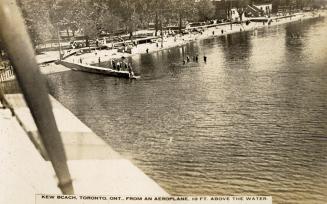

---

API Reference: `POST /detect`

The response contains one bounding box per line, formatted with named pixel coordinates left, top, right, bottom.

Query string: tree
left=196, top=0, right=216, bottom=21
left=100, top=11, right=124, bottom=34
left=171, top=0, right=197, bottom=32
left=48, top=0, right=73, bottom=37
left=235, top=0, right=250, bottom=22
left=18, top=0, right=54, bottom=47
left=147, top=0, right=174, bottom=36
left=134, top=0, right=155, bottom=29
left=79, top=0, right=105, bottom=38
left=146, top=0, right=164, bottom=36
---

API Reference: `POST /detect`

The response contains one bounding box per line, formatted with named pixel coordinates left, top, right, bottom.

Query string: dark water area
left=6, top=18, right=327, bottom=203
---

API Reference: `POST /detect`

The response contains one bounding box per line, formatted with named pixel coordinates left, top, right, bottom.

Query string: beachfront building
left=195, top=0, right=274, bottom=21
left=194, top=0, right=241, bottom=21
left=253, top=3, right=273, bottom=15
left=230, top=7, right=246, bottom=21
left=213, top=0, right=239, bottom=20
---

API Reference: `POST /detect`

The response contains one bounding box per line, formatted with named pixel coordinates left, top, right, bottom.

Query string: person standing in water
left=116, top=61, right=121, bottom=71
left=128, top=63, right=134, bottom=78
left=112, top=60, right=116, bottom=70
left=204, top=55, right=207, bottom=63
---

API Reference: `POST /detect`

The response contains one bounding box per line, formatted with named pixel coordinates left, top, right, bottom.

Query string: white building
left=230, top=8, right=246, bottom=22
left=253, top=3, right=272, bottom=15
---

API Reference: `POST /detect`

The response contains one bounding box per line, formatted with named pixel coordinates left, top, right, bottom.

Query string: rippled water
left=38, top=18, right=327, bottom=203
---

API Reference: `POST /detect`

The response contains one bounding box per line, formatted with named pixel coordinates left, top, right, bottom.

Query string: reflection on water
left=27, top=18, right=327, bottom=203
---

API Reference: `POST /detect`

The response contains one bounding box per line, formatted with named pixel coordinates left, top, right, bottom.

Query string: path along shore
left=1, top=10, right=325, bottom=83
left=62, top=11, right=326, bottom=67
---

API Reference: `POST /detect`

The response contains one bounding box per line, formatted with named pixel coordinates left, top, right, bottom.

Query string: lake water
left=36, top=18, right=327, bottom=203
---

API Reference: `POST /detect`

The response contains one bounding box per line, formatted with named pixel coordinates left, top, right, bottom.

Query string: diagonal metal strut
left=0, top=0, right=74, bottom=194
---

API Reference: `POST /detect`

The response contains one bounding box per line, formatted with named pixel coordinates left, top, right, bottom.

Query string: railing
left=0, top=65, right=15, bottom=82
left=0, top=0, right=74, bottom=194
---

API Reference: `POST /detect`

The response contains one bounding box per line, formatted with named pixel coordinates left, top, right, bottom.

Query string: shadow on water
left=218, top=32, right=252, bottom=69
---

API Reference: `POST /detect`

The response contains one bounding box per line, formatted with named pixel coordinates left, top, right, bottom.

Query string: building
left=194, top=0, right=239, bottom=20
left=212, top=0, right=240, bottom=20
left=230, top=8, right=247, bottom=21
left=195, top=0, right=274, bottom=21
left=253, top=3, right=273, bottom=15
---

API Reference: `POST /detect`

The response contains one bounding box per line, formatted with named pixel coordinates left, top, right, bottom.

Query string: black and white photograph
left=0, top=0, right=326, bottom=203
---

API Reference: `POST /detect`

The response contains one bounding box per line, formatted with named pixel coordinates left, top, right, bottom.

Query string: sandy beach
left=61, top=11, right=326, bottom=66
left=20, top=10, right=325, bottom=77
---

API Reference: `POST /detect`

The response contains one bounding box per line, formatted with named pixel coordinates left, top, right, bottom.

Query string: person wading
left=128, top=63, right=134, bottom=78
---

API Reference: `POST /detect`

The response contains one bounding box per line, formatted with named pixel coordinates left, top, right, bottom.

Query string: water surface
left=45, top=19, right=327, bottom=204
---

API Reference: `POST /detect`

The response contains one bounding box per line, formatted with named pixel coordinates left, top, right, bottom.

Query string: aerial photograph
left=1, top=0, right=326, bottom=204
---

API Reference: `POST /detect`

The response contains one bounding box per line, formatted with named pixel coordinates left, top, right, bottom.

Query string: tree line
left=16, top=0, right=219, bottom=46
left=13, top=0, right=324, bottom=47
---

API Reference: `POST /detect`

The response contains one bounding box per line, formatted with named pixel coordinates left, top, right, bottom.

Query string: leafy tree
left=79, top=0, right=104, bottom=38
left=18, top=0, right=296, bottom=46
left=18, top=0, right=54, bottom=46
left=235, top=0, right=250, bottom=22
left=147, top=0, right=173, bottom=36
left=196, top=0, right=215, bottom=21
left=134, top=0, right=155, bottom=29
left=49, top=0, right=72, bottom=37
left=171, top=0, right=197, bottom=32
left=146, top=0, right=163, bottom=36
left=100, top=11, right=124, bottom=34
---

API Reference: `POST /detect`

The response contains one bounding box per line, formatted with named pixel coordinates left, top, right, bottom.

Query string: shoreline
left=1, top=10, right=326, bottom=83
left=62, top=11, right=326, bottom=67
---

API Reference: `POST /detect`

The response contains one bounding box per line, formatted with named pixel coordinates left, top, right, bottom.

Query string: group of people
left=183, top=54, right=207, bottom=65
left=111, top=59, right=134, bottom=76
left=290, top=33, right=301, bottom=39
left=78, top=56, right=134, bottom=77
